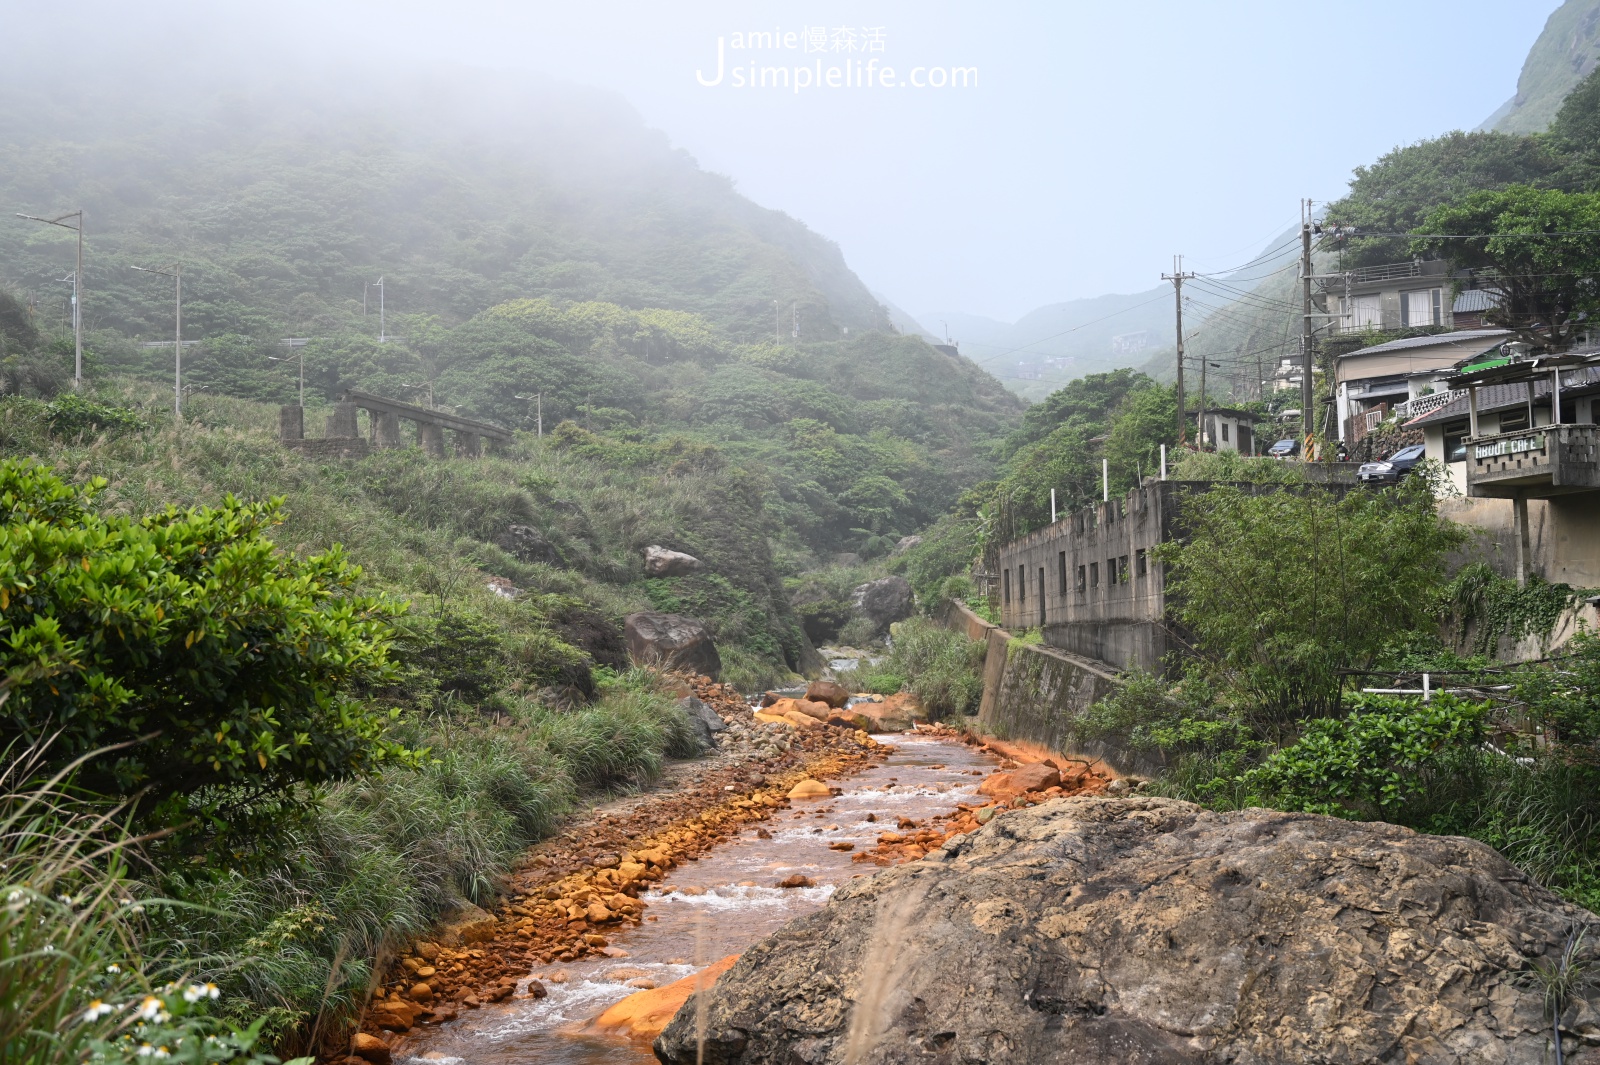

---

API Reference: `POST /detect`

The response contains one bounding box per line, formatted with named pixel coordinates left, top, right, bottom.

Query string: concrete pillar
left=419, top=421, right=446, bottom=458
left=327, top=403, right=359, bottom=438
left=457, top=431, right=481, bottom=458
left=1513, top=492, right=1531, bottom=589
left=373, top=410, right=403, bottom=449
left=278, top=405, right=304, bottom=441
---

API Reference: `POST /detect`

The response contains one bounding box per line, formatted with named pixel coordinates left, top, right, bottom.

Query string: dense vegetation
left=0, top=397, right=714, bottom=1058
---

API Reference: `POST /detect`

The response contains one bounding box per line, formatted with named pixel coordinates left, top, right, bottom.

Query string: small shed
left=1200, top=407, right=1261, bottom=453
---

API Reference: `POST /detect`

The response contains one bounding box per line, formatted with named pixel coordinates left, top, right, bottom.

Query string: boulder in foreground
left=656, top=796, right=1598, bottom=1064
left=625, top=612, right=722, bottom=678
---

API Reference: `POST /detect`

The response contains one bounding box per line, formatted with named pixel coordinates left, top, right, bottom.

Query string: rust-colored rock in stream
left=589, top=953, right=740, bottom=1041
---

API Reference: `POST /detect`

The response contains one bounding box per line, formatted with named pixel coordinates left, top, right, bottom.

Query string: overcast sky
left=14, top=0, right=1561, bottom=323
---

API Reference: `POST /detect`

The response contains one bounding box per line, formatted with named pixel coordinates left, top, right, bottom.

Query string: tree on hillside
left=0, top=460, right=406, bottom=860
left=1412, top=185, right=1600, bottom=351
left=1547, top=65, right=1600, bottom=184
left=1324, top=131, right=1566, bottom=268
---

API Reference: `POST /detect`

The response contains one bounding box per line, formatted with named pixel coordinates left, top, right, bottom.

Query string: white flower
left=153, top=1048, right=170, bottom=1059
left=82, top=1000, right=118, bottom=1022
left=181, top=983, right=218, bottom=1003
left=106, top=963, right=122, bottom=974
left=136, top=1045, right=155, bottom=1058
left=134, top=997, right=165, bottom=1022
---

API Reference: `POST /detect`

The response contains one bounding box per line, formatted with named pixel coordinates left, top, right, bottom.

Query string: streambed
left=395, top=733, right=997, bottom=1065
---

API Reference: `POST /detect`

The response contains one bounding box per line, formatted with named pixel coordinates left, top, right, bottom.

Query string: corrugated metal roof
left=1341, top=329, right=1511, bottom=359
left=1452, top=290, right=1498, bottom=313
left=1406, top=365, right=1600, bottom=427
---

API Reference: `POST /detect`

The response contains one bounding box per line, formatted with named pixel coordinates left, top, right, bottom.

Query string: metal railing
left=1349, top=261, right=1424, bottom=284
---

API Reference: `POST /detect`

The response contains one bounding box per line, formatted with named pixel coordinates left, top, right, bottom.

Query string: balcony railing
left=1466, top=424, right=1600, bottom=499
left=1393, top=389, right=1465, bottom=421
left=1348, top=261, right=1424, bottom=284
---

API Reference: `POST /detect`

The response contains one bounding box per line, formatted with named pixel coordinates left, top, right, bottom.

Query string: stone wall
left=936, top=601, right=1160, bottom=777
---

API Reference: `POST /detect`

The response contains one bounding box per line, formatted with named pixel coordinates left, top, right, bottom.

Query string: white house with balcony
left=1334, top=329, right=1512, bottom=444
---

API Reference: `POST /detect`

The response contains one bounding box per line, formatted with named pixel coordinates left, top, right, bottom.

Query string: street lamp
left=372, top=277, right=386, bottom=343
left=267, top=344, right=305, bottom=407
left=17, top=210, right=84, bottom=388
left=131, top=263, right=182, bottom=419
left=515, top=392, right=542, bottom=437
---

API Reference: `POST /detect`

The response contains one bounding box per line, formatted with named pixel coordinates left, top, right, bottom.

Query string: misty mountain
left=1482, top=0, right=1600, bottom=134
left=0, top=66, right=890, bottom=345
left=926, top=227, right=1302, bottom=400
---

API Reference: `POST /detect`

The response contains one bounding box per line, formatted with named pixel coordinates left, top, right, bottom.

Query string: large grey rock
left=624, top=612, right=722, bottom=679
left=495, top=524, right=560, bottom=566
left=851, top=575, right=914, bottom=632
left=645, top=545, right=705, bottom=577
left=677, top=695, right=726, bottom=750
left=657, top=796, right=1598, bottom=1064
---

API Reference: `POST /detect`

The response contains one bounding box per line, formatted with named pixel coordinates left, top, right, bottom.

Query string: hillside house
left=1320, top=259, right=1488, bottom=334
left=1406, top=351, right=1600, bottom=587
left=1335, top=329, right=1512, bottom=444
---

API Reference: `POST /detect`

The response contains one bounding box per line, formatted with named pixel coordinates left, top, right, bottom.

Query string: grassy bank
left=158, top=674, right=699, bottom=1051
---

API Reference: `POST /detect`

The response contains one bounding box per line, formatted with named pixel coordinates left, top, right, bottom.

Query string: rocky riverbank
left=342, top=674, right=889, bottom=1060
left=657, top=795, right=1600, bottom=1064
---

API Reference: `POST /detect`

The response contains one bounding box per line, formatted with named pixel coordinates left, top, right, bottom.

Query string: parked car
left=1358, top=444, right=1427, bottom=484
left=1267, top=438, right=1298, bottom=459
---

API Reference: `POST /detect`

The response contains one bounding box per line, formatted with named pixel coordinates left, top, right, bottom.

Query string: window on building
left=1003, top=569, right=1011, bottom=605
left=1345, top=294, right=1382, bottom=330
left=1089, top=562, right=1099, bottom=588
left=1038, top=568, right=1046, bottom=621
left=1221, top=421, right=1230, bottom=443
left=1402, top=289, right=1441, bottom=328
left=1017, top=565, right=1026, bottom=603
left=1119, top=555, right=1130, bottom=583
left=1443, top=420, right=1469, bottom=463
left=1058, top=551, right=1068, bottom=594
left=1076, top=565, right=1086, bottom=592
left=1498, top=408, right=1530, bottom=434
left=1105, top=557, right=1118, bottom=584
left=1136, top=548, right=1147, bottom=577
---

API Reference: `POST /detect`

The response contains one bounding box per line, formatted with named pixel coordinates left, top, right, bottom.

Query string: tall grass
left=838, top=617, right=985, bottom=719
left=160, top=678, right=701, bottom=1053
left=0, top=733, right=288, bottom=1065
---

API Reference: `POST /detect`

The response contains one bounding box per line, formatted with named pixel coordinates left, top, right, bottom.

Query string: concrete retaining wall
left=936, top=601, right=1162, bottom=778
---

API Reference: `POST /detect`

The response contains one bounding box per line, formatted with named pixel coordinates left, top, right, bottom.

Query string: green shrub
left=43, top=394, right=147, bottom=437
left=0, top=460, right=406, bottom=859
left=882, top=617, right=985, bottom=718
left=1239, top=694, right=1488, bottom=818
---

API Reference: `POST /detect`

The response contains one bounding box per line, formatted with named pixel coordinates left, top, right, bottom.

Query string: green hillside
left=0, top=70, right=888, bottom=343
left=1484, top=0, right=1600, bottom=134
left=0, top=69, right=1023, bottom=684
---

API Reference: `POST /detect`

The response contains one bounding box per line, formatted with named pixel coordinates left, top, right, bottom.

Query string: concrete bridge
left=279, top=390, right=512, bottom=458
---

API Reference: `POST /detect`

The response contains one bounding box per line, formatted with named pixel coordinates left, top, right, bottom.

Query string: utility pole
left=1198, top=355, right=1207, bottom=449
left=375, top=277, right=386, bottom=343
left=132, top=263, right=182, bottom=419
left=516, top=392, right=544, bottom=437
left=1300, top=200, right=1315, bottom=450
left=773, top=299, right=781, bottom=344
left=1162, top=256, right=1196, bottom=446
left=17, top=210, right=84, bottom=388
left=792, top=301, right=798, bottom=339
